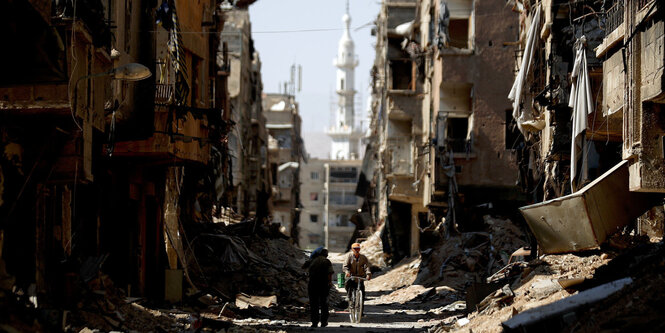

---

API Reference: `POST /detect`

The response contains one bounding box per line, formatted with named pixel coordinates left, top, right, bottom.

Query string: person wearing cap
left=343, top=243, right=371, bottom=301
left=306, top=247, right=333, bottom=327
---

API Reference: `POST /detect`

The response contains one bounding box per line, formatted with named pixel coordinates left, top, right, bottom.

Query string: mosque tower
left=328, top=0, right=362, bottom=160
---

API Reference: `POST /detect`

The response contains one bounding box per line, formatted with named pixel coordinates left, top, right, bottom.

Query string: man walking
left=342, top=243, right=371, bottom=300
left=306, top=247, right=333, bottom=328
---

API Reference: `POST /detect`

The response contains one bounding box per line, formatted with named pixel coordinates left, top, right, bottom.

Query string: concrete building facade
left=264, top=93, right=304, bottom=242
left=222, top=10, right=272, bottom=220
left=359, top=0, right=521, bottom=263
left=0, top=0, right=261, bottom=302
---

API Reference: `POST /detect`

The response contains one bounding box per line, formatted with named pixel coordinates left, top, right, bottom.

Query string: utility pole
left=324, top=163, right=330, bottom=249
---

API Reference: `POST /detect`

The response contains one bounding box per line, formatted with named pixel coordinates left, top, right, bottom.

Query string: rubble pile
left=355, top=226, right=388, bottom=269
left=68, top=274, right=180, bottom=332
left=416, top=215, right=529, bottom=290
left=426, top=249, right=612, bottom=332
left=366, top=257, right=420, bottom=292
left=568, top=241, right=665, bottom=332
left=185, top=220, right=312, bottom=309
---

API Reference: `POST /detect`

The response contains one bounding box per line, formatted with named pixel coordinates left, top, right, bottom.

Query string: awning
left=266, top=124, right=293, bottom=129
left=278, top=162, right=299, bottom=173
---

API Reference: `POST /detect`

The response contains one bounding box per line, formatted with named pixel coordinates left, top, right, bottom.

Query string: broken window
left=447, top=117, right=469, bottom=153
left=505, top=109, right=523, bottom=149
left=310, top=214, right=319, bottom=223
left=447, top=0, right=473, bottom=49
left=391, top=60, right=413, bottom=90
left=388, top=37, right=415, bottom=90
left=438, top=83, right=473, bottom=153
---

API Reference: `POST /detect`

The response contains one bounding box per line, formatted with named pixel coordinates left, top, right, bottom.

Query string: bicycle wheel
left=348, top=291, right=356, bottom=323
left=354, top=289, right=363, bottom=323
left=358, top=289, right=364, bottom=320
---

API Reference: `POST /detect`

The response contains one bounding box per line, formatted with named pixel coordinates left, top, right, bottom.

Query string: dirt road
left=229, top=252, right=450, bottom=332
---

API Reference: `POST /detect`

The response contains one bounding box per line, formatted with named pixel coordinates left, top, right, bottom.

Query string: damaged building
left=361, top=0, right=522, bottom=263
left=0, top=0, right=271, bottom=307
left=509, top=0, right=665, bottom=251
left=221, top=8, right=272, bottom=222
left=263, top=93, right=305, bottom=243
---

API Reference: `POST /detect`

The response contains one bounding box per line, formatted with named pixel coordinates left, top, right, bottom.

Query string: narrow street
left=226, top=252, right=445, bottom=332
left=2, top=0, right=665, bottom=332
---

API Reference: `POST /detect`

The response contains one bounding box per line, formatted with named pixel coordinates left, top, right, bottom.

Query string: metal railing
left=605, top=1, right=624, bottom=36
left=637, top=0, right=651, bottom=10
left=155, top=83, right=173, bottom=105
left=447, top=138, right=472, bottom=154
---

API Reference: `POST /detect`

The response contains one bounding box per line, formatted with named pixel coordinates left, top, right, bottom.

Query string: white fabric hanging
left=508, top=4, right=541, bottom=133
left=569, top=36, right=594, bottom=192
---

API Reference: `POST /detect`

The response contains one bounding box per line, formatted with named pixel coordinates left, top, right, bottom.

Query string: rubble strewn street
left=3, top=0, right=665, bottom=331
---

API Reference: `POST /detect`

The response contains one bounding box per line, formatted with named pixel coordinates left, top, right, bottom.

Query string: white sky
left=250, top=0, right=381, bottom=159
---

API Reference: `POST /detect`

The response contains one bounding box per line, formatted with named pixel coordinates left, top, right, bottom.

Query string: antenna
left=290, top=64, right=296, bottom=95
left=298, top=65, right=302, bottom=92
left=346, top=0, right=349, bottom=15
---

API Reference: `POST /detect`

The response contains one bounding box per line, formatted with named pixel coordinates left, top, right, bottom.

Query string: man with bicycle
left=343, top=243, right=371, bottom=301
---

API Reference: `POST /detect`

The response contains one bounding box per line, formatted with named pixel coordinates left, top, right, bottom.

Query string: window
left=341, top=78, right=345, bottom=90
left=310, top=214, right=319, bottom=223
left=337, top=215, right=349, bottom=227
left=308, top=233, right=322, bottom=245
left=447, top=117, right=469, bottom=153
left=447, top=0, right=473, bottom=49
left=330, top=167, right=358, bottom=183
left=329, top=191, right=358, bottom=205
left=310, top=192, right=319, bottom=201
left=310, top=172, right=319, bottom=180
left=387, top=37, right=415, bottom=90
left=438, top=83, right=473, bottom=153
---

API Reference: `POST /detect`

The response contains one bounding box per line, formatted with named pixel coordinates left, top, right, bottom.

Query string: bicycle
left=346, top=276, right=367, bottom=323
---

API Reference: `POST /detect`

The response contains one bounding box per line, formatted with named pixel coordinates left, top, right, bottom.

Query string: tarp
left=569, top=36, right=593, bottom=192
left=508, top=4, right=541, bottom=133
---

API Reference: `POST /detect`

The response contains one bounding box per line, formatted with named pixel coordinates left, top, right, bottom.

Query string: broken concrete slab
left=234, top=294, right=277, bottom=309
left=529, top=279, right=563, bottom=300
left=502, top=277, right=633, bottom=332
left=520, top=161, right=659, bottom=254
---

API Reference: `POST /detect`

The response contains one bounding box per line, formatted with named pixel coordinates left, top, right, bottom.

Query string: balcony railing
left=447, top=138, right=472, bottom=154
left=155, top=83, right=173, bottom=105
left=605, top=1, right=624, bottom=36
left=637, top=0, right=651, bottom=10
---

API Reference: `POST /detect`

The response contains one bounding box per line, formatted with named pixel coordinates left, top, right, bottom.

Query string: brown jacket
left=343, top=253, right=370, bottom=277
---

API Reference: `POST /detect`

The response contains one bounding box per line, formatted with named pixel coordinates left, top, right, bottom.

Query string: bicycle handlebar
left=345, top=276, right=368, bottom=282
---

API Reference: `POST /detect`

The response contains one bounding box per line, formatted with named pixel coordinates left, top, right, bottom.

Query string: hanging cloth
left=508, top=4, right=541, bottom=133
left=569, top=36, right=593, bottom=192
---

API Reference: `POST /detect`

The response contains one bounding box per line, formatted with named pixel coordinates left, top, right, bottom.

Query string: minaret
left=329, top=0, right=361, bottom=160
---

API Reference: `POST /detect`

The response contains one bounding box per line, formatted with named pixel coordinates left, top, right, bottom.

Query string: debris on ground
left=416, top=215, right=529, bottom=291
left=185, top=220, right=312, bottom=308
left=366, top=256, right=420, bottom=292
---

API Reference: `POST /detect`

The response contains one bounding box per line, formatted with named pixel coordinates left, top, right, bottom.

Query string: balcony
left=447, top=138, right=472, bottom=154
left=605, top=1, right=624, bottom=37
left=155, top=83, right=174, bottom=105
